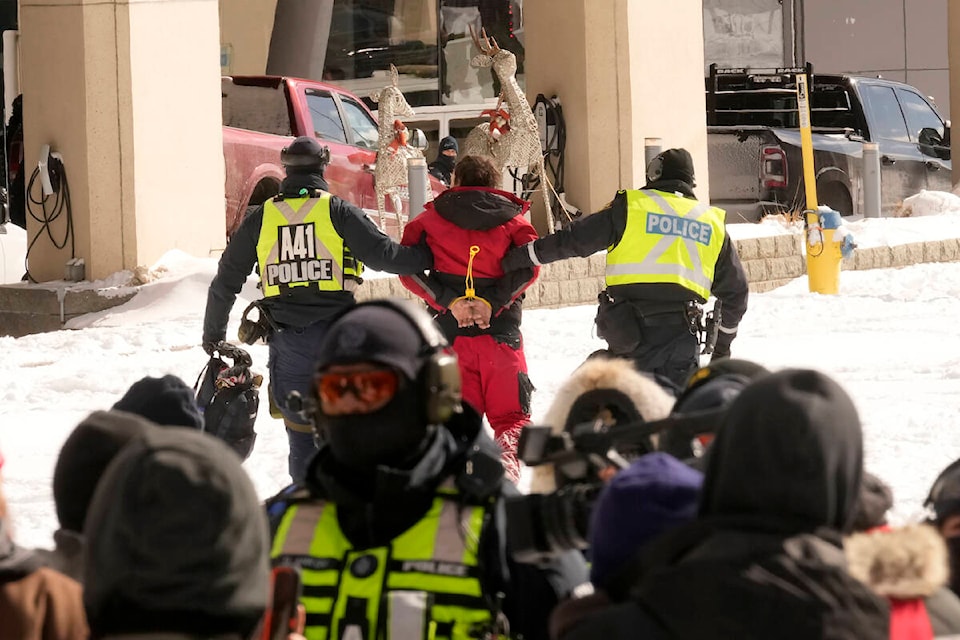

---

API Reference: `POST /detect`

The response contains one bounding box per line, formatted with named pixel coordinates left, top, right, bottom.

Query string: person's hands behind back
left=450, top=299, right=491, bottom=329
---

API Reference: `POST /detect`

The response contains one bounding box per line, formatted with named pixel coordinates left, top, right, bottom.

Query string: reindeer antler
left=469, top=25, right=501, bottom=55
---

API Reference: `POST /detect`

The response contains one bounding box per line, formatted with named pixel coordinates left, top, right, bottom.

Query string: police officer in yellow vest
left=202, top=137, right=432, bottom=482
left=265, top=298, right=588, bottom=640
left=501, top=148, right=748, bottom=389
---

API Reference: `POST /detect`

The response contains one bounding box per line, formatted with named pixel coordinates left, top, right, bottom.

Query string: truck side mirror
left=919, top=127, right=950, bottom=160
left=408, top=128, right=428, bottom=151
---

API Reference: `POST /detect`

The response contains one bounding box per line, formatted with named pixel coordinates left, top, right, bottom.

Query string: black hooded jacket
left=501, top=183, right=748, bottom=337
left=267, top=404, right=588, bottom=640
left=203, top=171, right=432, bottom=343
left=562, top=369, right=890, bottom=640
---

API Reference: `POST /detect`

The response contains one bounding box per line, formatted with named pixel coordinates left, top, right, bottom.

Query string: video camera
left=506, top=409, right=723, bottom=563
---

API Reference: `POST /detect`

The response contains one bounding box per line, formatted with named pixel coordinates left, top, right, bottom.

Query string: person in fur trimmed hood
left=846, top=472, right=960, bottom=639
left=530, top=355, right=675, bottom=494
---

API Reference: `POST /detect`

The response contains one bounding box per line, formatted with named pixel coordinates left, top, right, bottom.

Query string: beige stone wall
left=19, top=0, right=226, bottom=282
left=356, top=236, right=960, bottom=309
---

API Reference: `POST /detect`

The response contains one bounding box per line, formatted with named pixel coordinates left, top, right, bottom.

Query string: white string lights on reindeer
left=461, top=26, right=561, bottom=233
left=370, top=64, right=429, bottom=235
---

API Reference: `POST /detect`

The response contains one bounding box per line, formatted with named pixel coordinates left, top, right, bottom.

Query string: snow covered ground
left=2, top=190, right=960, bottom=548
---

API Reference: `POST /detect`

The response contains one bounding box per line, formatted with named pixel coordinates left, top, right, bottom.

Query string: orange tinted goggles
left=316, top=369, right=400, bottom=406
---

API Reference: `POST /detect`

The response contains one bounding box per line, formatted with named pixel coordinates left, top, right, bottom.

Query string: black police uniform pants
left=595, top=301, right=699, bottom=389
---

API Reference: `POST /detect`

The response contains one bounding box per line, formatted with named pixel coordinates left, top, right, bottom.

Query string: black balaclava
left=316, top=376, right=431, bottom=472
left=947, top=538, right=960, bottom=597
left=312, top=304, right=438, bottom=474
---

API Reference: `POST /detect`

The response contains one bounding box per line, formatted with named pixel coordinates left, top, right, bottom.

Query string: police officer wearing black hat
left=501, top=148, right=749, bottom=388
left=202, top=136, right=432, bottom=482
left=265, top=298, right=588, bottom=640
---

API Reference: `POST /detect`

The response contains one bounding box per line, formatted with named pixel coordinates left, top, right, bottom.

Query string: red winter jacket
left=400, top=187, right=539, bottom=340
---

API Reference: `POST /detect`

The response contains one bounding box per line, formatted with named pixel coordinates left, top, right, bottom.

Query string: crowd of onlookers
left=4, top=338, right=960, bottom=639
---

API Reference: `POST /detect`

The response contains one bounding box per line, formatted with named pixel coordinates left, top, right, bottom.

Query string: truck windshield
left=709, top=86, right=858, bottom=130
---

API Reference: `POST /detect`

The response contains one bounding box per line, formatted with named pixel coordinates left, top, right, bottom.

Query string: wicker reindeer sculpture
left=462, top=27, right=556, bottom=232
left=371, top=65, right=425, bottom=234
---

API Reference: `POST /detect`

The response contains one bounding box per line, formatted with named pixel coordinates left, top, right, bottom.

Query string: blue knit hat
left=588, top=452, right=703, bottom=589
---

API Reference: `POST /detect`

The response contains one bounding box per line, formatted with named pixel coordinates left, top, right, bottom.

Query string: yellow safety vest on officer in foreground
left=605, top=189, right=725, bottom=300
left=257, top=193, right=363, bottom=298
left=270, top=485, right=496, bottom=640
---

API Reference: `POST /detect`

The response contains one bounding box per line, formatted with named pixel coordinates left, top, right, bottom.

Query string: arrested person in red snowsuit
left=399, top=154, right=539, bottom=482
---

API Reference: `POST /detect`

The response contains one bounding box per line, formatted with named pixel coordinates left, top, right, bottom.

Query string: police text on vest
left=266, top=223, right=334, bottom=286
left=646, top=212, right=713, bottom=244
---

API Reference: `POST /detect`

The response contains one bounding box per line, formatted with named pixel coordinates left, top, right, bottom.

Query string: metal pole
left=862, top=142, right=881, bottom=218
left=407, top=157, right=427, bottom=221
left=644, top=138, right=662, bottom=169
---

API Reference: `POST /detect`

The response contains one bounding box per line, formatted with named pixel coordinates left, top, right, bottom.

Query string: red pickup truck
left=222, top=75, right=443, bottom=240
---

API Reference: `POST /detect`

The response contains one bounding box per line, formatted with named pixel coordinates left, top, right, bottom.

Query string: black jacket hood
left=700, top=369, right=863, bottom=534
left=431, top=187, right=528, bottom=231
left=82, top=424, right=269, bottom=637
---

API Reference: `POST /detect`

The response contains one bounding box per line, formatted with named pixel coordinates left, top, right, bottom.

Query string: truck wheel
left=817, top=183, right=852, bottom=217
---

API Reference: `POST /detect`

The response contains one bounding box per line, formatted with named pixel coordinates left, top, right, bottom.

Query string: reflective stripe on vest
left=270, top=485, right=492, bottom=640
left=605, top=189, right=725, bottom=299
left=257, top=194, right=363, bottom=298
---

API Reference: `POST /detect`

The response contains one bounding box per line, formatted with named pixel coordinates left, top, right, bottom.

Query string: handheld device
left=262, top=566, right=303, bottom=640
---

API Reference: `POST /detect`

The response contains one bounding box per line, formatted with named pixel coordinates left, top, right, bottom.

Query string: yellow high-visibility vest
left=257, top=194, right=363, bottom=298
left=605, top=189, right=725, bottom=300
left=270, top=484, right=494, bottom=640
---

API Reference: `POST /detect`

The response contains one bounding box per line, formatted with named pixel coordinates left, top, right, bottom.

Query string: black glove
left=202, top=340, right=222, bottom=357
left=501, top=244, right=533, bottom=272
left=710, top=330, right=735, bottom=362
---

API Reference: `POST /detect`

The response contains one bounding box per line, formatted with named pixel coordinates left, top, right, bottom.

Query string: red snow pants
left=452, top=334, right=533, bottom=483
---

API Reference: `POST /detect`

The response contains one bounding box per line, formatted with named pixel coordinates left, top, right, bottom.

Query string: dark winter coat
left=500, top=183, right=749, bottom=352
left=399, top=187, right=539, bottom=342
left=0, top=519, right=88, bottom=640
left=846, top=523, right=960, bottom=639
left=267, top=403, right=589, bottom=640
left=203, top=171, right=432, bottom=343
left=563, top=369, right=890, bottom=640
left=34, top=528, right=84, bottom=583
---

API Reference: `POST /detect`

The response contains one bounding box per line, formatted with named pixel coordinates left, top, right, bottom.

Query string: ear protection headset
left=280, top=143, right=331, bottom=168
left=343, top=298, right=463, bottom=425
left=645, top=153, right=664, bottom=184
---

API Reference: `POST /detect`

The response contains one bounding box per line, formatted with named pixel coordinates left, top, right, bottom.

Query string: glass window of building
left=703, top=0, right=784, bottom=71
left=322, top=1, right=523, bottom=109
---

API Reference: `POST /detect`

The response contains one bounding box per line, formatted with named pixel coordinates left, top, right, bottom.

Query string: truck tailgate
left=708, top=131, right=763, bottom=203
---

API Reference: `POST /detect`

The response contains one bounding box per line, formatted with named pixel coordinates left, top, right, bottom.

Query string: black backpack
left=194, top=344, right=261, bottom=461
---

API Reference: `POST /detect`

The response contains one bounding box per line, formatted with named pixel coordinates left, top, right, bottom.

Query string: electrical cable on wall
left=512, top=94, right=581, bottom=230
left=24, top=149, right=74, bottom=283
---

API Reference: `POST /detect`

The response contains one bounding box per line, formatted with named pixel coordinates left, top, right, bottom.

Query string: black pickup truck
left=706, top=65, right=952, bottom=221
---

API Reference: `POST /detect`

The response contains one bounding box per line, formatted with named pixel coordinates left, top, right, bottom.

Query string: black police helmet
left=281, top=136, right=331, bottom=169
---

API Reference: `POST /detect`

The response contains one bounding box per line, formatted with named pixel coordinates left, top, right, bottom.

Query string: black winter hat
left=701, top=368, right=864, bottom=533
left=439, top=136, right=459, bottom=154
left=82, top=426, right=269, bottom=637
left=851, top=471, right=894, bottom=532
left=315, top=301, right=435, bottom=381
left=53, top=410, right=156, bottom=532
left=647, top=148, right=696, bottom=187
left=113, top=374, right=204, bottom=430
left=926, top=458, right=960, bottom=523
left=676, top=359, right=770, bottom=413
